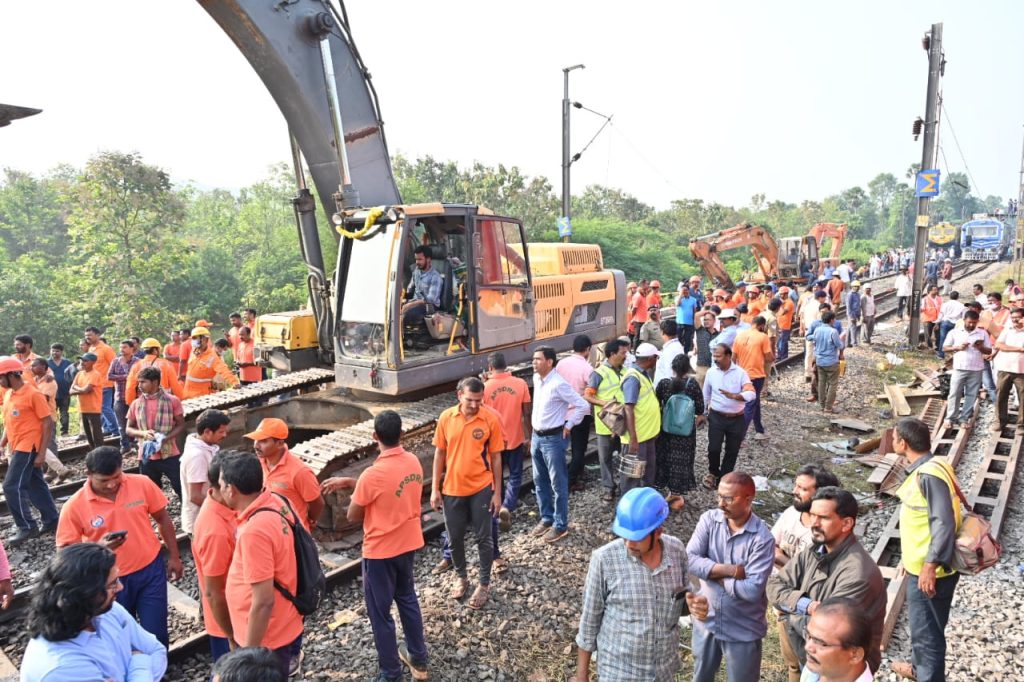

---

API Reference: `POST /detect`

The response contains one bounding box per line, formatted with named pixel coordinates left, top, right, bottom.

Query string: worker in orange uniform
left=629, top=280, right=652, bottom=349
left=226, top=313, right=244, bottom=350
left=775, top=287, right=796, bottom=360
left=826, top=273, right=845, bottom=307
left=733, top=316, right=775, bottom=442
left=235, top=327, right=263, bottom=386
left=56, top=445, right=183, bottom=647
left=220, top=452, right=303, bottom=676
left=179, top=320, right=211, bottom=380
left=125, top=338, right=184, bottom=404
left=648, top=280, right=663, bottom=309
left=245, top=418, right=324, bottom=531
left=183, top=326, right=239, bottom=399
left=163, top=330, right=182, bottom=367
left=0, top=356, right=61, bottom=547
left=71, top=352, right=104, bottom=449
left=191, top=452, right=239, bottom=662
left=84, top=325, right=118, bottom=436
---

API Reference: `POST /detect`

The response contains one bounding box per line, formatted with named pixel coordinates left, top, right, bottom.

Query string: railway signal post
left=908, top=22, right=944, bottom=348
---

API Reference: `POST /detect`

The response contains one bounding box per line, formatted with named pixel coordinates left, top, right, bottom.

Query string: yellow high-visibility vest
left=620, top=367, right=661, bottom=444
left=896, top=457, right=962, bottom=576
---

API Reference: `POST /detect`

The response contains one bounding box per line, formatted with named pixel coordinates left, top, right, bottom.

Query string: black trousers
left=140, top=455, right=182, bottom=501
left=678, top=324, right=695, bottom=353
left=707, top=410, right=747, bottom=478
left=568, top=415, right=592, bottom=485
left=81, top=413, right=104, bottom=449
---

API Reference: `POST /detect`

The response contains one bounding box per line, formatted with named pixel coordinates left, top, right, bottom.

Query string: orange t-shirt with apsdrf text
left=90, top=341, right=116, bottom=390
left=56, top=473, right=167, bottom=575
left=226, top=491, right=303, bottom=650
left=352, top=446, right=425, bottom=559
left=1, top=384, right=51, bottom=453
left=432, top=404, right=503, bottom=497
left=484, top=372, right=531, bottom=450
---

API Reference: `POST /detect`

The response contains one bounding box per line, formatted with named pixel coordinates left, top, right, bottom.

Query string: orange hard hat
left=195, top=319, right=213, bottom=328
left=0, top=356, right=23, bottom=374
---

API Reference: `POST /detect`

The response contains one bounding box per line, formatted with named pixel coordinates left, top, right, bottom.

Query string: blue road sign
left=916, top=170, right=940, bottom=197
left=557, top=216, right=572, bottom=238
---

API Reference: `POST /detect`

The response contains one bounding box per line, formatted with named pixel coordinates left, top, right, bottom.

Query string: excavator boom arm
left=199, top=0, right=402, bottom=222
left=689, top=223, right=779, bottom=289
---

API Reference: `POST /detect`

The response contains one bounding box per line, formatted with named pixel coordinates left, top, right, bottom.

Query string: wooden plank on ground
left=884, top=385, right=912, bottom=416
left=854, top=436, right=882, bottom=454
left=867, top=453, right=900, bottom=487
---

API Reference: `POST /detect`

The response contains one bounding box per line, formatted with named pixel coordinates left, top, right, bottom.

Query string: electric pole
left=908, top=23, right=943, bottom=348
left=1016, top=126, right=1024, bottom=281
left=561, top=64, right=584, bottom=243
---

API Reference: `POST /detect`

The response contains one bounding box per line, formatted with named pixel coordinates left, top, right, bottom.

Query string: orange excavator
left=807, top=222, right=848, bottom=273
left=688, top=222, right=820, bottom=291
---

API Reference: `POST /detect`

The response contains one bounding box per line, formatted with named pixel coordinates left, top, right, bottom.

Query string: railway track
left=0, top=260, right=1002, bottom=672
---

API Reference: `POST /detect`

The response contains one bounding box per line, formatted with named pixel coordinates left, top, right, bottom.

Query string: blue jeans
left=363, top=551, right=428, bottom=679
left=936, top=321, right=956, bottom=359
left=744, top=377, right=765, bottom=434
left=501, top=445, right=524, bottom=511
left=2, top=450, right=59, bottom=531
left=101, top=386, right=118, bottom=433
left=982, top=361, right=996, bottom=395
left=776, top=329, right=791, bottom=360
left=114, top=399, right=131, bottom=450
left=531, top=433, right=569, bottom=532
left=117, top=553, right=168, bottom=647
left=906, top=572, right=960, bottom=682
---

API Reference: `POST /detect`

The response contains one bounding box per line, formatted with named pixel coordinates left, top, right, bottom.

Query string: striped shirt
left=576, top=535, right=688, bottom=681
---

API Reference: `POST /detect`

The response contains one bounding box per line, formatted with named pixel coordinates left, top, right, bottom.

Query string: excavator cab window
left=470, top=217, right=535, bottom=350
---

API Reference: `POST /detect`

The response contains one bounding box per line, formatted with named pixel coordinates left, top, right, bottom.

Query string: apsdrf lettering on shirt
left=395, top=472, right=423, bottom=498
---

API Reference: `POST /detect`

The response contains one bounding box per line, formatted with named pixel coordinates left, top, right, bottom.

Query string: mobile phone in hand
left=104, top=530, right=128, bottom=542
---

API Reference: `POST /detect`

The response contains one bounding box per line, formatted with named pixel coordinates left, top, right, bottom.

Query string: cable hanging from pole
left=569, top=101, right=613, bottom=166
left=940, top=103, right=983, bottom=198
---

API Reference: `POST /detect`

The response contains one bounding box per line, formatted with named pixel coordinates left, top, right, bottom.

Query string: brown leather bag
left=598, top=400, right=627, bottom=437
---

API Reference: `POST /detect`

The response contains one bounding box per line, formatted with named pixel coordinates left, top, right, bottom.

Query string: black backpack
left=252, top=493, right=326, bottom=616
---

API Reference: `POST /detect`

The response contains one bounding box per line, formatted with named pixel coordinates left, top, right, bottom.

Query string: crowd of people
left=2, top=256, right=1017, bottom=681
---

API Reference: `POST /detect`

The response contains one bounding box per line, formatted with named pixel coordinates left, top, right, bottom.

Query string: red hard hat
left=0, top=356, right=23, bottom=374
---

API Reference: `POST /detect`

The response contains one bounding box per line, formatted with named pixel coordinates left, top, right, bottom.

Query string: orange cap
left=195, top=319, right=212, bottom=328
left=244, top=417, right=289, bottom=441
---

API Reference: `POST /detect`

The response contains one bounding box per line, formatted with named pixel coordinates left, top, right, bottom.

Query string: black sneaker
left=398, top=642, right=429, bottom=680
left=8, top=527, right=40, bottom=547
left=40, top=520, right=60, bottom=534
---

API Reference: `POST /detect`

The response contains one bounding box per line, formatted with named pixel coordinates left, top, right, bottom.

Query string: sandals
left=492, top=557, right=509, bottom=575
left=702, top=474, right=718, bottom=490
left=665, top=494, right=686, bottom=511
left=468, top=583, right=490, bottom=610
left=450, top=577, right=469, bottom=600
left=890, top=660, right=916, bottom=680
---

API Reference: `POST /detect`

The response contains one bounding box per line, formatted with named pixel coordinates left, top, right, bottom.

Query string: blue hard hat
left=612, top=487, right=669, bottom=540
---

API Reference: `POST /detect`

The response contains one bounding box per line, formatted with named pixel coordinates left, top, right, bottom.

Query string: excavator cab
left=777, top=236, right=819, bottom=282
left=334, top=204, right=538, bottom=394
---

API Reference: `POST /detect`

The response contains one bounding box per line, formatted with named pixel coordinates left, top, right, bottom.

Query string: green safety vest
left=620, top=367, right=661, bottom=444
left=895, top=457, right=962, bottom=577
left=593, top=363, right=624, bottom=436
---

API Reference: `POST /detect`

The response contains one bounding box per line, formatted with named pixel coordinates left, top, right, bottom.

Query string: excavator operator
left=402, top=244, right=443, bottom=328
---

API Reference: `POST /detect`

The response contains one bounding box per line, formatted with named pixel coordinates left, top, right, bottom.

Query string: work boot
left=8, top=527, right=40, bottom=548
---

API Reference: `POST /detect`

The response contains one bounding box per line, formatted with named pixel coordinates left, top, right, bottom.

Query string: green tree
left=63, top=151, right=188, bottom=335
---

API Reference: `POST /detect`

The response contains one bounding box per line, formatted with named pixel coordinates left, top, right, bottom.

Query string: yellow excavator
left=200, top=0, right=626, bottom=395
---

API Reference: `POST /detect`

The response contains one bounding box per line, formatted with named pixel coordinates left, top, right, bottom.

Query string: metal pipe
left=318, top=36, right=358, bottom=207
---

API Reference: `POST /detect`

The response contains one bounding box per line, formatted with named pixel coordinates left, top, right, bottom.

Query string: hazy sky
left=2, top=1, right=1022, bottom=212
